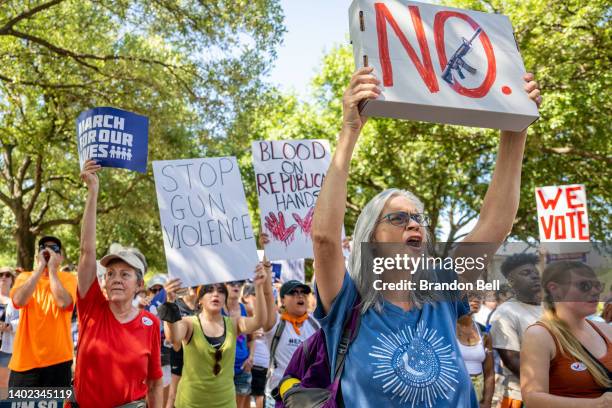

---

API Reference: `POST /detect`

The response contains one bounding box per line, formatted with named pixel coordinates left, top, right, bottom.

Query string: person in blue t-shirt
left=310, top=66, right=542, bottom=408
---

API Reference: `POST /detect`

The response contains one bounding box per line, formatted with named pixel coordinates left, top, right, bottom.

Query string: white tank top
left=457, top=324, right=486, bottom=375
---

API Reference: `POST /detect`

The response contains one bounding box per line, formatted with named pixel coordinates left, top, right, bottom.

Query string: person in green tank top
left=160, top=262, right=273, bottom=408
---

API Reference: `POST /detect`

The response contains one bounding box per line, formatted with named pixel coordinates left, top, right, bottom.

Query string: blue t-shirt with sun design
left=314, top=271, right=478, bottom=408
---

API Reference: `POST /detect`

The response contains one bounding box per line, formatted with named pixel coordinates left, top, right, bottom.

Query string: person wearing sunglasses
left=160, top=263, right=271, bottom=408
left=0, top=266, right=18, bottom=388
left=75, top=160, right=163, bottom=408
left=9, top=235, right=77, bottom=389
left=222, top=279, right=254, bottom=408
left=311, top=66, right=542, bottom=408
left=265, top=281, right=320, bottom=405
left=521, top=261, right=612, bottom=406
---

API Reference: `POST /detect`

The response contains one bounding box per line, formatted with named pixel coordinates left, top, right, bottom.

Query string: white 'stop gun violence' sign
left=153, top=157, right=259, bottom=287
left=349, top=0, right=539, bottom=131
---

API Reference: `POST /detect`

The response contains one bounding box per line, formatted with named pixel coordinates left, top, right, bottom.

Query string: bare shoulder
left=524, top=323, right=556, bottom=356
left=592, top=320, right=612, bottom=339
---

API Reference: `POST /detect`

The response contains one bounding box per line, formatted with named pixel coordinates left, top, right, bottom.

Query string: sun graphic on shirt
left=368, top=321, right=459, bottom=407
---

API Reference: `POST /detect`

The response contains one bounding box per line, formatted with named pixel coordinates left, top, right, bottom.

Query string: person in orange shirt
left=9, top=235, right=77, bottom=387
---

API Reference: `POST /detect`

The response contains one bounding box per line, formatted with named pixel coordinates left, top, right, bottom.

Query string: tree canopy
left=0, top=0, right=609, bottom=272
left=0, top=0, right=284, bottom=269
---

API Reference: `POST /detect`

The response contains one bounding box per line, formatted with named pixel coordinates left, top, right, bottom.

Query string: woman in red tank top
left=521, top=261, right=612, bottom=407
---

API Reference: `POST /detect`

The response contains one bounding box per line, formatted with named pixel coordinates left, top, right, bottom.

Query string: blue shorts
left=0, top=351, right=11, bottom=367
left=234, top=370, right=252, bottom=396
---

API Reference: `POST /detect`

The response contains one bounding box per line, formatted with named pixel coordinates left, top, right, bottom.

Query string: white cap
left=100, top=249, right=146, bottom=276
left=146, top=273, right=168, bottom=289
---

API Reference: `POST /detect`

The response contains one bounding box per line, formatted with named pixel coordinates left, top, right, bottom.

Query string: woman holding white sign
left=310, top=67, right=541, bottom=408
left=159, top=263, right=271, bottom=408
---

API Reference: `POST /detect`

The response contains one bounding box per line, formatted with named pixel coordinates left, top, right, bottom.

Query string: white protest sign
left=153, top=157, right=259, bottom=286
left=252, top=140, right=332, bottom=261
left=349, top=0, right=539, bottom=131
left=535, top=184, right=589, bottom=249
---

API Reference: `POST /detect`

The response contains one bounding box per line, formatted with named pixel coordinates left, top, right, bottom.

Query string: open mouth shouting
left=405, top=234, right=423, bottom=248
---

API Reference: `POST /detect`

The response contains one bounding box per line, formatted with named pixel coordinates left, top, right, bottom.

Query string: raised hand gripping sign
left=349, top=0, right=539, bottom=131
left=153, top=157, right=259, bottom=287
left=77, top=107, right=149, bottom=172
left=252, top=139, right=336, bottom=261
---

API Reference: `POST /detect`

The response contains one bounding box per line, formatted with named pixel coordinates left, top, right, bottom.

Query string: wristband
left=157, top=302, right=182, bottom=323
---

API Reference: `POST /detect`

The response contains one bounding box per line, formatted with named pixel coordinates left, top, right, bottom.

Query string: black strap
left=307, top=315, right=321, bottom=331
left=268, top=319, right=286, bottom=370
left=333, top=301, right=361, bottom=381
left=580, top=343, right=612, bottom=386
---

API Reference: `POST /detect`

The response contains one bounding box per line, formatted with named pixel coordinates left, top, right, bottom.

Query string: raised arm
left=463, top=73, right=541, bottom=246
left=162, top=278, right=192, bottom=349
left=47, top=251, right=73, bottom=309
left=11, top=254, right=45, bottom=308
left=259, top=233, right=277, bottom=332
left=237, top=263, right=268, bottom=335
left=312, top=67, right=380, bottom=313
left=456, top=74, right=541, bottom=283
left=78, top=159, right=102, bottom=296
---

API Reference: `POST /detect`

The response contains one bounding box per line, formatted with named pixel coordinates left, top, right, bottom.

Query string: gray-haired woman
left=75, top=159, right=163, bottom=408
left=311, top=67, right=542, bottom=408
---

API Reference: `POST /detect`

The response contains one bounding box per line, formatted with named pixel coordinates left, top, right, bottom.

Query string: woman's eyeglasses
left=212, top=348, right=223, bottom=375
left=377, top=211, right=430, bottom=227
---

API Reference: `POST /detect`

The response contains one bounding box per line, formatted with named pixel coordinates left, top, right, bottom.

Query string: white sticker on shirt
left=142, top=316, right=153, bottom=326
left=369, top=321, right=458, bottom=407
left=570, top=362, right=587, bottom=372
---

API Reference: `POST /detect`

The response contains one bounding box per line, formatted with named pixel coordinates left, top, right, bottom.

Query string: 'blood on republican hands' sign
left=349, top=0, right=539, bottom=131
left=77, top=107, right=149, bottom=173
left=252, top=140, right=332, bottom=261
left=535, top=184, right=589, bottom=242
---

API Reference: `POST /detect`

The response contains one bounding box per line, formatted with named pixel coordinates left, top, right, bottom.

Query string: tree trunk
left=14, top=217, right=36, bottom=270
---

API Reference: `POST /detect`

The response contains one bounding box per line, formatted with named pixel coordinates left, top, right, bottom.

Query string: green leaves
left=0, top=0, right=284, bottom=268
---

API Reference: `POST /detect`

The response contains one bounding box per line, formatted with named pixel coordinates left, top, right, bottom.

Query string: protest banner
left=536, top=184, right=589, bottom=242
left=252, top=139, right=333, bottom=261
left=77, top=107, right=149, bottom=172
left=153, top=157, right=259, bottom=287
left=348, top=0, right=539, bottom=131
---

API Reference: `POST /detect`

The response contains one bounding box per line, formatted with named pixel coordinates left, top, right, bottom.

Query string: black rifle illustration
left=442, top=27, right=483, bottom=85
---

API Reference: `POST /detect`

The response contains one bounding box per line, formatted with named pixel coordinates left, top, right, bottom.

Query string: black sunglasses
left=574, top=280, right=603, bottom=293
left=212, top=348, right=223, bottom=376
left=149, top=287, right=162, bottom=295
left=227, top=281, right=245, bottom=287
left=287, top=289, right=307, bottom=296
left=377, top=211, right=430, bottom=227
left=0, top=273, right=12, bottom=279
left=39, top=243, right=61, bottom=253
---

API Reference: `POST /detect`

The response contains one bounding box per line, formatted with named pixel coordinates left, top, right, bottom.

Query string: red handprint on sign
left=292, top=207, right=315, bottom=237
left=264, top=212, right=297, bottom=246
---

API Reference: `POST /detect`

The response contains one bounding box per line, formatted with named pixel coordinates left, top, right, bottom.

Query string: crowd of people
left=0, top=69, right=610, bottom=408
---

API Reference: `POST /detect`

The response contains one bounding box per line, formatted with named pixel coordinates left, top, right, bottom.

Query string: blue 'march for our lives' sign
left=77, top=107, right=149, bottom=173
